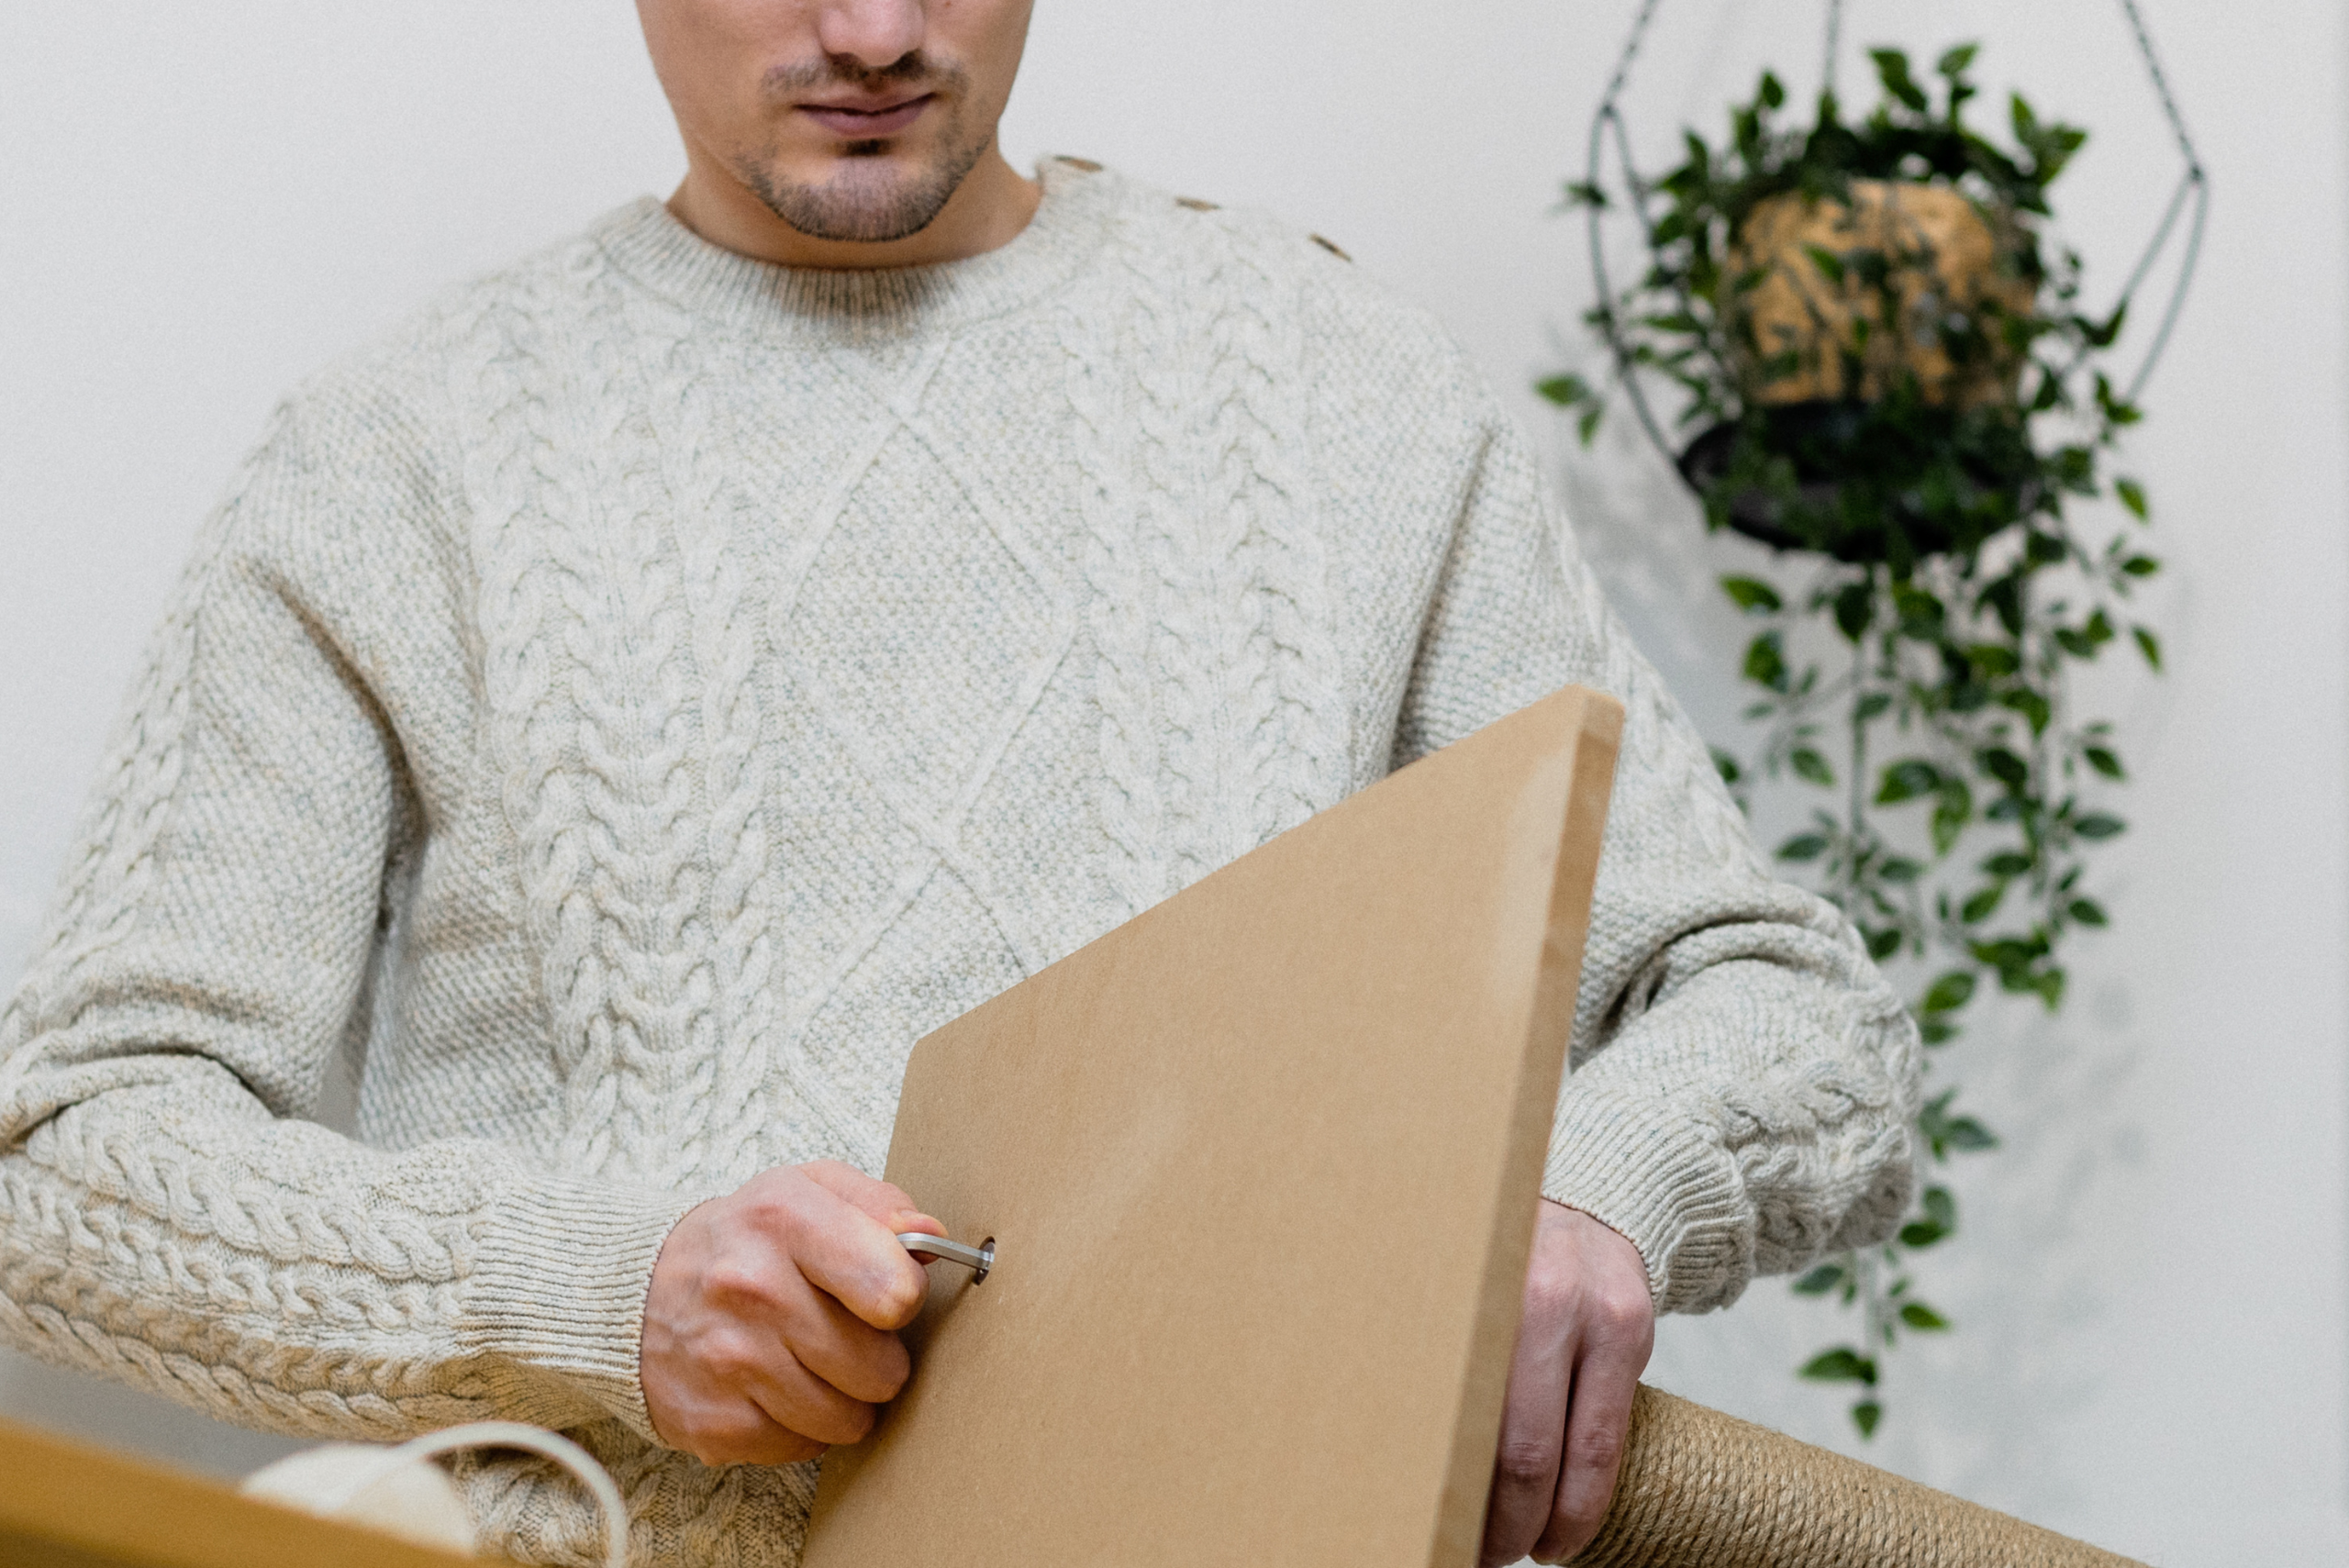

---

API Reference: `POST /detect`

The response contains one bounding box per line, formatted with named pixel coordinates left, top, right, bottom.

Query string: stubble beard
left=733, top=54, right=992, bottom=244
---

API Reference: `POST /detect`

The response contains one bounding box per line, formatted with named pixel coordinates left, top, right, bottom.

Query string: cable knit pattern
left=0, top=160, right=1918, bottom=1566
left=1061, top=294, right=1171, bottom=921
left=639, top=298, right=787, bottom=1194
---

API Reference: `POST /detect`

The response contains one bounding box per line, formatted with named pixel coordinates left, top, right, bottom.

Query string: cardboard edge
left=1424, top=690, right=1625, bottom=1568
left=1532, top=695, right=1626, bottom=1052
left=885, top=689, right=1624, bottom=1147
left=0, top=1417, right=490, bottom=1568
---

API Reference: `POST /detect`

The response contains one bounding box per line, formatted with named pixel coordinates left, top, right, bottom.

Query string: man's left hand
left=1479, top=1199, right=1655, bottom=1566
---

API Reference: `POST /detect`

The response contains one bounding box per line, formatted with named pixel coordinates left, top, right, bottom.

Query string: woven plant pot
left=1675, top=180, right=2043, bottom=562
left=1731, top=178, right=2034, bottom=408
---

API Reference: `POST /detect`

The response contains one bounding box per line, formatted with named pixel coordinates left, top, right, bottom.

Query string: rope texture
left=1578, top=1385, right=2143, bottom=1567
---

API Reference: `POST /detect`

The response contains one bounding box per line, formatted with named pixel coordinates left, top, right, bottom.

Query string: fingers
left=1531, top=1213, right=1655, bottom=1565
left=1479, top=1288, right=1575, bottom=1566
left=775, top=1277, right=914, bottom=1404
left=651, top=1375, right=828, bottom=1468
left=787, top=1173, right=936, bottom=1331
left=800, top=1159, right=941, bottom=1235
left=736, top=1326, right=889, bottom=1448
left=640, top=1162, right=947, bottom=1468
left=1531, top=1306, right=1650, bottom=1563
left=699, top=1285, right=911, bottom=1455
left=640, top=1284, right=849, bottom=1465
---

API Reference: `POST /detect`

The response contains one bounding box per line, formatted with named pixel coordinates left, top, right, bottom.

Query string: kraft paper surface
left=802, top=685, right=1624, bottom=1568
left=0, top=1415, right=489, bottom=1568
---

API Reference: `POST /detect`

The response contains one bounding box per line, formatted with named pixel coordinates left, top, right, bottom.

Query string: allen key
left=897, top=1233, right=995, bottom=1284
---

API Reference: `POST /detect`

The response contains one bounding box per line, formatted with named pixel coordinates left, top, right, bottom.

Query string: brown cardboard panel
left=0, top=1417, right=490, bottom=1568
left=805, top=686, right=1624, bottom=1568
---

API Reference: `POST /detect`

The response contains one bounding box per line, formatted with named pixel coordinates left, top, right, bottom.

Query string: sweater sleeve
left=1392, top=410, right=1921, bottom=1315
left=0, top=396, right=702, bottom=1442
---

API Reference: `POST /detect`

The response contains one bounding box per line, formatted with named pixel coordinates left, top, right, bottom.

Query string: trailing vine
left=1546, top=46, right=2165, bottom=1438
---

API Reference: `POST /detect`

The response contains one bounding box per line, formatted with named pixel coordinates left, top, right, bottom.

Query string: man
left=0, top=3, right=1918, bottom=1565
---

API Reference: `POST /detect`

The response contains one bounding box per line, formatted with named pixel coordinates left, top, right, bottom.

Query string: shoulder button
left=1175, top=195, right=1220, bottom=212
left=1309, top=233, right=1353, bottom=262
left=1055, top=155, right=1104, bottom=172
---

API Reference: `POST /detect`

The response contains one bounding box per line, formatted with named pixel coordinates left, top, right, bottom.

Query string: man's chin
left=740, top=147, right=974, bottom=246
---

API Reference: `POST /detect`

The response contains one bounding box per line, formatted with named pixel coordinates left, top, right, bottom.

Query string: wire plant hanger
left=1582, top=0, right=2208, bottom=478
left=1557, top=0, right=2208, bottom=1440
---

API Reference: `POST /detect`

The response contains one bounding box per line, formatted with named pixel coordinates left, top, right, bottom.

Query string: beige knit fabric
left=0, top=160, right=1919, bottom=1567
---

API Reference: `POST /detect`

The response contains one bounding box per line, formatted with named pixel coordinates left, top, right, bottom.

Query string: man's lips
left=800, top=94, right=935, bottom=139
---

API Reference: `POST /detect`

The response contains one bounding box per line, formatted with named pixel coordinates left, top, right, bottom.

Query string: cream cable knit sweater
left=0, top=160, right=1918, bottom=1566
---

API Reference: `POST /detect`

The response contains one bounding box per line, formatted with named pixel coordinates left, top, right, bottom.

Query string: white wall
left=3, top=4, right=2342, bottom=1561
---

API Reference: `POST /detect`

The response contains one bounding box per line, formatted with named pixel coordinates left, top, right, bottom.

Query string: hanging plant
left=1547, top=34, right=2203, bottom=1440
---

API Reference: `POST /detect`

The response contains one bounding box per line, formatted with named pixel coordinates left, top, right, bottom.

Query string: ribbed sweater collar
left=589, top=157, right=1120, bottom=345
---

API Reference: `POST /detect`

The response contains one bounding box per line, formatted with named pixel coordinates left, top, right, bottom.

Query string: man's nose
left=814, top=0, right=927, bottom=73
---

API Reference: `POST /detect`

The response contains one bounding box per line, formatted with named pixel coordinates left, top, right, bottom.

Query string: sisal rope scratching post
left=1575, top=1385, right=2143, bottom=1567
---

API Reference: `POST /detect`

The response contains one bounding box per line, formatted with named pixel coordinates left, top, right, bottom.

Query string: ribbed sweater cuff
left=1541, top=1084, right=1747, bottom=1315
left=460, top=1173, right=710, bottom=1442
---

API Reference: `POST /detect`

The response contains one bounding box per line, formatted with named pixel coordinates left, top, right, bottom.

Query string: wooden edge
left=1427, top=688, right=1626, bottom=1568
left=0, top=1417, right=500, bottom=1568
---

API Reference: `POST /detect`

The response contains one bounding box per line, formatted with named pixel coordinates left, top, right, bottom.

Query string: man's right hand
left=640, top=1160, right=944, bottom=1466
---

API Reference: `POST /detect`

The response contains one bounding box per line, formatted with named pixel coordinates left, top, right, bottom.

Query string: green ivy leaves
left=1899, top=1186, right=1959, bottom=1249
left=1919, top=1087, right=1998, bottom=1155
left=1710, top=509, right=2151, bottom=1439
left=1802, top=1346, right=1879, bottom=1384
left=1535, top=373, right=1607, bottom=445
left=1546, top=39, right=2165, bottom=1445
left=1876, top=759, right=1941, bottom=804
